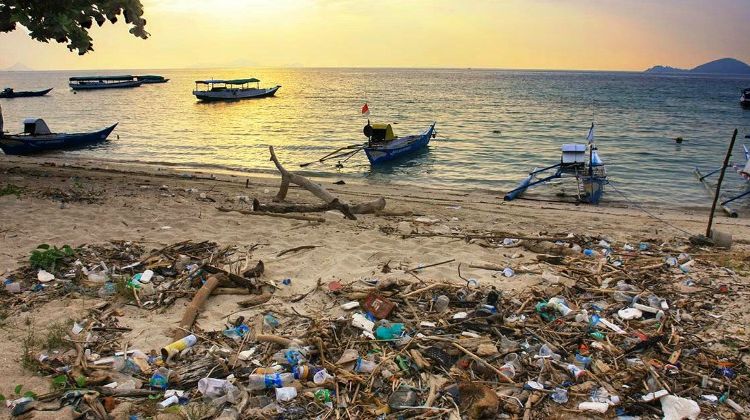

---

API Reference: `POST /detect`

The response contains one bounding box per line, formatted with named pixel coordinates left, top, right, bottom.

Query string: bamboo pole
left=706, top=129, right=738, bottom=237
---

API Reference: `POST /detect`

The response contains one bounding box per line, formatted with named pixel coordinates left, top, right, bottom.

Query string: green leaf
left=52, top=375, right=68, bottom=389
left=37, top=244, right=50, bottom=250
left=14, top=384, right=22, bottom=394
left=0, top=394, right=5, bottom=401
left=22, top=390, right=36, bottom=399
left=75, top=376, right=86, bottom=388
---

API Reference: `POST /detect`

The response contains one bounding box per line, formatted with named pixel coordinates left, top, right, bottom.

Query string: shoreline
left=1, top=156, right=749, bottom=416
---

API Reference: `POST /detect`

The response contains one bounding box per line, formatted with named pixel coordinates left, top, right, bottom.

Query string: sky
left=1, top=0, right=749, bottom=71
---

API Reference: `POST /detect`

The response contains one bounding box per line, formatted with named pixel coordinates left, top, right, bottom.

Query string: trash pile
left=1, top=236, right=748, bottom=419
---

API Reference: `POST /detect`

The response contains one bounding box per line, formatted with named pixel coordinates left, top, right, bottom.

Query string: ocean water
left=2, top=68, right=750, bottom=208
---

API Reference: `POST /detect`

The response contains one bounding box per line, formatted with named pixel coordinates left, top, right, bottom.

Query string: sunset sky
left=1, top=0, right=749, bottom=71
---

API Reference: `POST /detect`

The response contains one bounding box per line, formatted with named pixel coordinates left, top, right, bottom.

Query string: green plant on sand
left=29, top=244, right=75, bottom=272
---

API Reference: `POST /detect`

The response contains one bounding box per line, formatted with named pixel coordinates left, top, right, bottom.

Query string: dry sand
left=1, top=155, right=749, bottom=401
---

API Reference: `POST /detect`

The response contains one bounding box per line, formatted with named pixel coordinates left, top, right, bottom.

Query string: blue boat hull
left=364, top=123, right=436, bottom=165
left=0, top=124, right=118, bottom=155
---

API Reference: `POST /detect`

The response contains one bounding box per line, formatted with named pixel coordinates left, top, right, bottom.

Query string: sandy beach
left=1, top=155, right=749, bottom=417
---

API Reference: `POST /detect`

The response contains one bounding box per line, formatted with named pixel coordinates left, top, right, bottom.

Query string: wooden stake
left=707, top=129, right=739, bottom=237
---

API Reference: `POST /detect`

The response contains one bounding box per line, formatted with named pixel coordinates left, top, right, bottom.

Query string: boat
left=136, top=75, right=169, bottom=84
left=69, top=75, right=143, bottom=90
left=193, top=78, right=280, bottom=101
left=504, top=123, right=607, bottom=204
left=0, top=87, right=52, bottom=98
left=362, top=122, right=437, bottom=165
left=0, top=115, right=117, bottom=155
left=742, top=88, right=750, bottom=108
left=694, top=132, right=750, bottom=217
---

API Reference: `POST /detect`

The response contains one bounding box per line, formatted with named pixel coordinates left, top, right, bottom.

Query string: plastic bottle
left=547, top=297, right=573, bottom=316
left=566, top=363, right=586, bottom=380
left=271, top=348, right=307, bottom=366
left=247, top=373, right=294, bottom=390
left=263, top=314, right=280, bottom=328
left=313, top=369, right=333, bottom=385
left=149, top=367, right=170, bottom=389
left=583, top=249, right=598, bottom=257
left=157, top=395, right=178, bottom=409
left=354, top=357, right=377, bottom=373
left=223, top=324, right=250, bottom=341
left=551, top=388, right=569, bottom=404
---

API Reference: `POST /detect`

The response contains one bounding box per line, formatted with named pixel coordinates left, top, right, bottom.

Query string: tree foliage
left=0, top=1, right=149, bottom=55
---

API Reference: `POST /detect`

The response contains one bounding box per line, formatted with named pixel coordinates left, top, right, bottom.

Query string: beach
left=2, top=155, right=750, bottom=403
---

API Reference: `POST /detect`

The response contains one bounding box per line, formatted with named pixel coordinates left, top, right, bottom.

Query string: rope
left=607, top=180, right=694, bottom=236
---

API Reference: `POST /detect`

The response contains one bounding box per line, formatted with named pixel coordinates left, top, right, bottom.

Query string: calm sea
left=2, top=68, right=750, bottom=208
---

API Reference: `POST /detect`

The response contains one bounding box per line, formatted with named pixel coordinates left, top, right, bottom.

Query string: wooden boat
left=0, top=87, right=52, bottom=98
left=742, top=88, right=750, bottom=108
left=0, top=117, right=117, bottom=155
left=193, top=78, right=280, bottom=101
left=505, top=123, right=607, bottom=204
left=136, top=75, right=169, bottom=84
left=69, top=75, right=143, bottom=90
left=363, top=122, right=437, bottom=165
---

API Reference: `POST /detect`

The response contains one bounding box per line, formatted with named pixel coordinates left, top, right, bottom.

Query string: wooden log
left=253, top=196, right=386, bottom=215
left=175, top=274, right=223, bottom=339
left=217, top=206, right=326, bottom=223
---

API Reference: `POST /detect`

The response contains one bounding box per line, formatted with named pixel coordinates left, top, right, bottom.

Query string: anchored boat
left=742, top=88, right=750, bottom=108
left=0, top=107, right=117, bottom=155
left=69, top=75, right=143, bottom=90
left=193, top=78, right=280, bottom=101
left=363, top=122, right=436, bottom=165
left=505, top=123, right=607, bottom=204
left=136, top=75, right=169, bottom=84
left=0, top=87, right=52, bottom=98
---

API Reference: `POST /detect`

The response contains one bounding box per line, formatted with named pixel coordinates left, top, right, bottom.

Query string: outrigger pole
left=706, top=129, right=739, bottom=236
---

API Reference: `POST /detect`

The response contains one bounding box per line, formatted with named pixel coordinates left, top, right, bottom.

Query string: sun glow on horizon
left=0, top=0, right=749, bottom=71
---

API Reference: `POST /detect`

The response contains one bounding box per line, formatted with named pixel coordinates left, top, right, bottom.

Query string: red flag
left=361, top=103, right=370, bottom=116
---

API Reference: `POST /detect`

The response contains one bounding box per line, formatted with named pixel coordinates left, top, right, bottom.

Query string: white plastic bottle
left=247, top=373, right=294, bottom=391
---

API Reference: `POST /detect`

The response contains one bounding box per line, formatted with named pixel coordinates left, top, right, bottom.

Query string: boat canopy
left=195, top=78, right=260, bottom=85
left=370, top=124, right=396, bottom=142
left=137, top=75, right=165, bottom=80
left=69, top=75, right=135, bottom=81
left=23, top=118, right=51, bottom=135
left=561, top=144, right=586, bottom=164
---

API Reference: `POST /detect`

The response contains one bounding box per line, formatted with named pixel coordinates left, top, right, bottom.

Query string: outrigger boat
left=0, top=106, right=117, bottom=155
left=0, top=87, right=52, bottom=98
left=694, top=134, right=750, bottom=217
left=136, top=75, right=169, bottom=84
left=299, top=121, right=437, bottom=168
left=69, top=75, right=143, bottom=90
left=741, top=88, right=750, bottom=108
left=363, top=121, right=436, bottom=165
left=505, top=123, right=607, bottom=204
left=192, top=78, right=280, bottom=101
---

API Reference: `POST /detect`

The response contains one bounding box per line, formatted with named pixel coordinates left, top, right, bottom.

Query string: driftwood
left=170, top=357, right=230, bottom=390
left=217, top=207, right=326, bottom=223
left=265, top=146, right=386, bottom=219
left=253, top=197, right=387, bottom=215
left=175, top=274, right=223, bottom=339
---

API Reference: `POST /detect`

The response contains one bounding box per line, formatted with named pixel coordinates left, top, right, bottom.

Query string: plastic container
left=157, top=395, right=178, bottom=409
left=313, top=368, right=333, bottom=385
left=578, top=401, right=609, bottom=413
left=551, top=388, right=568, bottom=404
left=247, top=373, right=294, bottom=390
left=433, top=295, right=450, bottom=312
left=375, top=323, right=404, bottom=340
left=547, top=297, right=573, bottom=316
left=98, top=282, right=117, bottom=298
left=275, top=386, right=298, bottom=402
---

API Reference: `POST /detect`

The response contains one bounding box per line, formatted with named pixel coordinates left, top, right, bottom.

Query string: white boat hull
left=193, top=86, right=280, bottom=101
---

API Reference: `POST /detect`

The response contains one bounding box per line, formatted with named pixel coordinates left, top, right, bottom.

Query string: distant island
left=1, top=62, right=33, bottom=71
left=645, top=58, right=750, bottom=75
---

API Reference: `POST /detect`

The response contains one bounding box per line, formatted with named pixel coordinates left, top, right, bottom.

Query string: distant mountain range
left=1, top=62, right=33, bottom=71
left=645, top=58, right=750, bottom=75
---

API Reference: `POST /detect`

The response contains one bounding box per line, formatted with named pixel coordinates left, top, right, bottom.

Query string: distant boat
left=193, top=78, right=280, bottom=101
left=136, top=75, right=169, bottom=84
left=69, top=75, right=143, bottom=90
left=0, top=87, right=52, bottom=98
left=363, top=122, right=437, bottom=165
left=742, top=88, right=750, bottom=108
left=0, top=116, right=117, bottom=155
